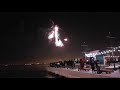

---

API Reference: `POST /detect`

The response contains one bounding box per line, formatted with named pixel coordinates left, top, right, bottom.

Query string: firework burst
left=48, top=24, right=65, bottom=47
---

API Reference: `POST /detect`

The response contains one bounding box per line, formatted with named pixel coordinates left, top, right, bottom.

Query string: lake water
left=0, top=64, right=59, bottom=78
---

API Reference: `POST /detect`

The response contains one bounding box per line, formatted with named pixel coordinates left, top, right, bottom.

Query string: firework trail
left=48, top=24, right=65, bottom=47
left=47, top=19, right=68, bottom=47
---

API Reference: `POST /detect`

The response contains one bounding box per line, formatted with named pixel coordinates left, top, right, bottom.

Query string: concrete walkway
left=47, top=67, right=116, bottom=78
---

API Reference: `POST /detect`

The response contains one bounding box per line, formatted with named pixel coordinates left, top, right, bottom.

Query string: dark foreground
left=0, top=64, right=64, bottom=78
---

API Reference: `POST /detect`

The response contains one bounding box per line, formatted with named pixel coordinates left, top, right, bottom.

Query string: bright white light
left=55, top=39, right=64, bottom=47
left=48, top=25, right=64, bottom=47
left=118, top=50, right=120, bottom=52
left=101, top=52, right=104, bottom=54
left=55, top=26, right=58, bottom=31
left=85, top=53, right=96, bottom=57
left=103, top=51, right=106, bottom=54
left=64, top=38, right=68, bottom=41
left=108, top=50, right=112, bottom=52
left=54, top=26, right=59, bottom=41
left=95, top=53, right=98, bottom=55
left=54, top=25, right=64, bottom=47
left=48, top=31, right=54, bottom=39
left=106, top=50, right=109, bottom=53
left=85, top=54, right=90, bottom=57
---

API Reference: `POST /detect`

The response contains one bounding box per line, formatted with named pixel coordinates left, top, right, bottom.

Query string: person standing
left=80, top=59, right=84, bottom=70
left=90, top=58, right=95, bottom=73
left=95, top=60, right=99, bottom=69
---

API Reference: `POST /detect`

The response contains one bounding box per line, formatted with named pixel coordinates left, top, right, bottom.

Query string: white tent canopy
left=85, top=50, right=100, bottom=57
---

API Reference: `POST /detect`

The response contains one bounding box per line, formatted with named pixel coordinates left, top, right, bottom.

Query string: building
left=85, top=49, right=120, bottom=65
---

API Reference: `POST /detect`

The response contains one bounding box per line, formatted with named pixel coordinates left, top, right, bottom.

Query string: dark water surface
left=0, top=64, right=59, bottom=78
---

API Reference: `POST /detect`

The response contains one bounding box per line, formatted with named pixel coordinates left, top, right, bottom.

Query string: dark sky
left=0, top=12, right=120, bottom=63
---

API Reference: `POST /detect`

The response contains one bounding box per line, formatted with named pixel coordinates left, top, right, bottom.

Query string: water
left=0, top=64, right=57, bottom=78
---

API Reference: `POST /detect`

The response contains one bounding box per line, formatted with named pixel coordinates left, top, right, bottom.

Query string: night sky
left=0, top=12, right=120, bottom=63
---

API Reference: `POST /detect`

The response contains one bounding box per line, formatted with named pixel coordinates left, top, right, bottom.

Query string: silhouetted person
left=119, top=66, right=120, bottom=73
left=80, top=59, right=84, bottom=70
left=90, top=58, right=95, bottom=72
left=118, top=57, right=120, bottom=62
left=73, top=59, right=76, bottom=68
left=95, top=60, right=99, bottom=69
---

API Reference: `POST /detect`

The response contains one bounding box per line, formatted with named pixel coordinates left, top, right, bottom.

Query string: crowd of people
left=50, top=60, right=77, bottom=69
left=105, top=57, right=120, bottom=66
left=49, top=57, right=100, bottom=72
